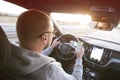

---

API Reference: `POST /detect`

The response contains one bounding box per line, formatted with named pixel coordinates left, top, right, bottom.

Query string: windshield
left=51, top=13, right=120, bottom=44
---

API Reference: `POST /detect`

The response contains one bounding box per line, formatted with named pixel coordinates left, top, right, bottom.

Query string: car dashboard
left=78, top=35, right=120, bottom=70
left=77, top=35, right=120, bottom=79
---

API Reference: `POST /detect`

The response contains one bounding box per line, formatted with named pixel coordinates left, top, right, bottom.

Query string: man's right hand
left=74, top=47, right=84, bottom=59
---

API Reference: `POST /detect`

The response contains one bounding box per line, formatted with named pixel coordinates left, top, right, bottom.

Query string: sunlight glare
left=51, top=13, right=76, bottom=22
left=0, top=0, right=27, bottom=15
left=51, top=13, right=92, bottom=25
left=76, top=14, right=92, bottom=25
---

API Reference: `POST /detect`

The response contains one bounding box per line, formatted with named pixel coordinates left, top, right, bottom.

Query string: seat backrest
left=0, top=26, right=11, bottom=80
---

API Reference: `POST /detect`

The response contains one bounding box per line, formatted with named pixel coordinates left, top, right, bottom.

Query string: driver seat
left=0, top=26, right=11, bottom=80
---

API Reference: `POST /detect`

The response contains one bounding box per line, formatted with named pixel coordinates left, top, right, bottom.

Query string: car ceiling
left=5, top=0, right=120, bottom=19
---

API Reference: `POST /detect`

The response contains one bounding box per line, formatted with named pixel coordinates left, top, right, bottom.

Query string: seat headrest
left=0, top=26, right=11, bottom=70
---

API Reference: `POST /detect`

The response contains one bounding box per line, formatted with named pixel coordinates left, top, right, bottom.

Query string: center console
left=84, top=44, right=112, bottom=66
left=83, top=43, right=112, bottom=80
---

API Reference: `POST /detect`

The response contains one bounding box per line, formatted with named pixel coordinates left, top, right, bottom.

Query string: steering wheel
left=55, top=34, right=80, bottom=61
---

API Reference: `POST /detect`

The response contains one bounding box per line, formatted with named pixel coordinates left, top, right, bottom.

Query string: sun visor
left=89, top=6, right=118, bottom=25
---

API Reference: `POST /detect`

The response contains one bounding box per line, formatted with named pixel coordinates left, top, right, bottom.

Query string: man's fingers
left=74, top=47, right=84, bottom=58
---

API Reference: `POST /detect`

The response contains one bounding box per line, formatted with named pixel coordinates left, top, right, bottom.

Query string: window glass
left=51, top=12, right=94, bottom=35
left=51, top=12, right=120, bottom=43
left=0, top=1, right=27, bottom=43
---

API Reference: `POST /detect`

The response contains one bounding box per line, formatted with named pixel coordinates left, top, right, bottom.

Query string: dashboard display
left=90, top=46, right=104, bottom=61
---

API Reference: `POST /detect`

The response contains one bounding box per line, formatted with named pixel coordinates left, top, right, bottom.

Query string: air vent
left=101, top=49, right=112, bottom=64
left=84, top=43, right=92, bottom=59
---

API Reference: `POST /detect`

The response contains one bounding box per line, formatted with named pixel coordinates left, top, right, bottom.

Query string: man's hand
left=51, top=38, right=60, bottom=48
left=74, top=47, right=84, bottom=59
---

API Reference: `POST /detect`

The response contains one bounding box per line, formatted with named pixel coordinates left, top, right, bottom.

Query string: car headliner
left=5, top=0, right=119, bottom=13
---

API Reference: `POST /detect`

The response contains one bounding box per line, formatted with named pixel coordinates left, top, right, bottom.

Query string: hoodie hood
left=6, top=44, right=55, bottom=76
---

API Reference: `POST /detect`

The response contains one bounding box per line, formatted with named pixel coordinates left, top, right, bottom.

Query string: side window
left=0, top=1, right=27, bottom=43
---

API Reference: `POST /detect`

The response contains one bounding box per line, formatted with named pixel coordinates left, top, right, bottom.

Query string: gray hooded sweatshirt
left=4, top=44, right=83, bottom=80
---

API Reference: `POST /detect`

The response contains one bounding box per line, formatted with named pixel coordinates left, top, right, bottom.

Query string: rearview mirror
left=95, top=22, right=115, bottom=31
left=89, top=6, right=118, bottom=31
left=89, top=22, right=116, bottom=31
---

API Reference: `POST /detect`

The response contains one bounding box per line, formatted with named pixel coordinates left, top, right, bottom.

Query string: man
left=6, top=9, right=84, bottom=80
left=96, top=22, right=112, bottom=31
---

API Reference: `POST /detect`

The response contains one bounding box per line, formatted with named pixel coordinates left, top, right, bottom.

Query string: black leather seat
left=0, top=26, right=11, bottom=80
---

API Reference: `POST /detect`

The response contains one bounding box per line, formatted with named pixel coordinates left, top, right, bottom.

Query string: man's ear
left=41, top=33, right=48, bottom=43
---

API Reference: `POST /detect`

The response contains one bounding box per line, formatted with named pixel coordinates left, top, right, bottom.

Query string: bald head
left=17, top=9, right=53, bottom=45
